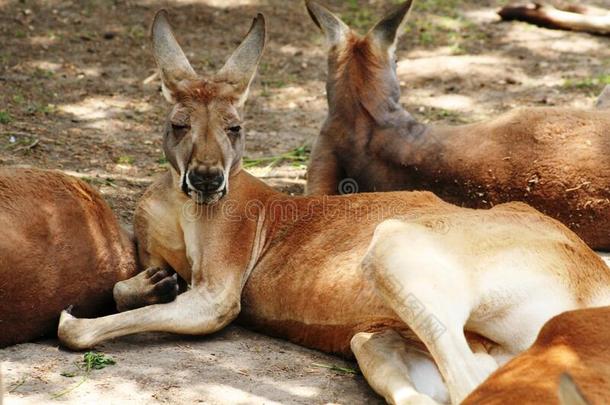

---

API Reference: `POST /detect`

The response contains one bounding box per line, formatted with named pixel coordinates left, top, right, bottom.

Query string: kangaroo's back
left=0, top=168, right=138, bottom=347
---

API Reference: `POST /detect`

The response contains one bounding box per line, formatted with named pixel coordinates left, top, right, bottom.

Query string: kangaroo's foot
left=113, top=267, right=181, bottom=312
left=351, top=330, right=447, bottom=404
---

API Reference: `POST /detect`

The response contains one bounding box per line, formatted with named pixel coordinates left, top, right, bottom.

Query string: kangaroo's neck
left=328, top=78, right=430, bottom=165
left=329, top=68, right=423, bottom=135
left=186, top=169, right=281, bottom=230
left=181, top=169, right=280, bottom=286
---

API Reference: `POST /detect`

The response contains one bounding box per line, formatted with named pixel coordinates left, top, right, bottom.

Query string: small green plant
left=24, top=103, right=56, bottom=115
left=81, top=176, right=117, bottom=188
left=0, top=111, right=11, bottom=124
left=261, top=78, right=287, bottom=89
left=312, top=362, right=359, bottom=375
left=105, top=177, right=117, bottom=188
left=60, top=371, right=77, bottom=378
left=53, top=352, right=116, bottom=399
left=40, top=103, right=56, bottom=114
left=83, top=351, right=116, bottom=370
left=244, top=144, right=310, bottom=169
left=563, top=75, right=610, bottom=91
left=417, top=107, right=468, bottom=124
left=34, top=68, right=54, bottom=78
left=128, top=26, right=146, bottom=39
left=116, top=155, right=135, bottom=165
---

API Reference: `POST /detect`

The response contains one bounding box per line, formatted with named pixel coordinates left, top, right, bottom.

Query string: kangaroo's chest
left=137, top=194, right=191, bottom=281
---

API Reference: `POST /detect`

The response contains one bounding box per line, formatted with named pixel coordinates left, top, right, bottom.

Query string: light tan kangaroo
left=0, top=167, right=138, bottom=347
left=304, top=0, right=610, bottom=251
left=57, top=10, right=610, bottom=405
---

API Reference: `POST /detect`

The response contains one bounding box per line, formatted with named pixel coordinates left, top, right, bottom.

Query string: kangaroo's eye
left=227, top=125, right=242, bottom=140
left=172, top=123, right=190, bottom=131
left=228, top=125, right=241, bottom=134
left=171, top=122, right=190, bottom=139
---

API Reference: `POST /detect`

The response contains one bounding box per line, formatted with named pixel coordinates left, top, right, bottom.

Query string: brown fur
left=464, top=306, right=610, bottom=404
left=306, top=5, right=610, bottom=250
left=174, top=79, right=237, bottom=105
left=133, top=168, right=610, bottom=360
left=57, top=12, right=610, bottom=404
left=0, top=168, right=138, bottom=347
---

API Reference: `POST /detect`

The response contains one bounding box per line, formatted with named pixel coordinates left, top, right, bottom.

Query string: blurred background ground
left=0, top=0, right=609, bottom=403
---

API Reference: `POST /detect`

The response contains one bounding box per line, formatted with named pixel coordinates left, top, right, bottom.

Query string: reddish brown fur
left=0, top=168, right=138, bottom=347
left=134, top=168, right=610, bottom=360
left=335, top=36, right=382, bottom=106
left=59, top=12, right=609, bottom=403
left=464, top=306, right=610, bottom=404
left=174, top=79, right=236, bottom=105
left=308, top=29, right=610, bottom=250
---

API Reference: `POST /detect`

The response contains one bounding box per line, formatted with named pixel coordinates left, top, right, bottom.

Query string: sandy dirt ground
left=2, top=327, right=383, bottom=404
left=1, top=0, right=609, bottom=403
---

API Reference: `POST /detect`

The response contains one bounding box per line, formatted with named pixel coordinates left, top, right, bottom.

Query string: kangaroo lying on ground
left=57, top=10, right=610, bottom=405
left=498, top=3, right=610, bottom=36
left=464, top=306, right=610, bottom=405
left=0, top=168, right=138, bottom=347
left=305, top=0, right=610, bottom=251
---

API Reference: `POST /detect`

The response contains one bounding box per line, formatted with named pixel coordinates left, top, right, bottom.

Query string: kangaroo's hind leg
left=351, top=330, right=448, bottom=405
left=363, top=220, right=498, bottom=404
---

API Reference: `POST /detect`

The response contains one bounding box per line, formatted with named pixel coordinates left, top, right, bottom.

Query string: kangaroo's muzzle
left=186, top=167, right=226, bottom=205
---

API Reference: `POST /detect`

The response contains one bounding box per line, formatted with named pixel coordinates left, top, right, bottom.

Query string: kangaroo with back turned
left=0, top=168, right=139, bottom=348
left=305, top=0, right=610, bottom=250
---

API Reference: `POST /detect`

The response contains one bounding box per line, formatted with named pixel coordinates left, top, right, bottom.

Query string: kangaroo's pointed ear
left=151, top=10, right=197, bottom=103
left=305, top=0, right=349, bottom=46
left=217, top=13, right=266, bottom=108
left=369, top=0, right=414, bottom=53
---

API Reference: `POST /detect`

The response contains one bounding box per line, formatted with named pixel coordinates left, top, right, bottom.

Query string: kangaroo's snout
left=188, top=167, right=225, bottom=194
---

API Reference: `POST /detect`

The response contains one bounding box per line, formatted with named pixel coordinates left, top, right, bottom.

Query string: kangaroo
left=0, top=168, right=139, bottom=347
left=304, top=0, right=610, bottom=251
left=57, top=10, right=610, bottom=405
left=464, top=306, right=610, bottom=405
left=498, top=2, right=610, bottom=36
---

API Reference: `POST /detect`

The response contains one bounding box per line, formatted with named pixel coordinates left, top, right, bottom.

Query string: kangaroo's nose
left=188, top=168, right=224, bottom=193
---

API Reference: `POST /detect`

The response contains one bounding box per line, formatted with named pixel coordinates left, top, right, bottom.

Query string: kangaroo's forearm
left=58, top=289, right=240, bottom=350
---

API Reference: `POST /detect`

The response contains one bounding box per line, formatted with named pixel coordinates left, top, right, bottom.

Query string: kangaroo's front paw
left=114, top=267, right=180, bottom=312
left=147, top=268, right=180, bottom=304
left=57, top=310, right=96, bottom=351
